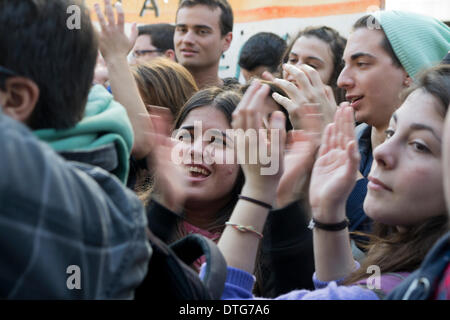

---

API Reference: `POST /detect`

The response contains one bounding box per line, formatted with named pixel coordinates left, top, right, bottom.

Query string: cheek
left=365, top=164, right=445, bottom=224
left=319, top=67, right=334, bottom=85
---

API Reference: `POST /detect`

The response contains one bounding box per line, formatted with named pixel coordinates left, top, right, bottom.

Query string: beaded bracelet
left=225, top=222, right=264, bottom=239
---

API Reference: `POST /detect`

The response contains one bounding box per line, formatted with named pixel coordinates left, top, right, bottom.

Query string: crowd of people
left=0, top=0, right=449, bottom=300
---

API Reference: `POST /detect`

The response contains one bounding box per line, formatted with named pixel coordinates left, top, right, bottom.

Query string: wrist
left=311, top=204, right=346, bottom=224
left=104, top=54, right=128, bottom=67
left=241, top=183, right=276, bottom=205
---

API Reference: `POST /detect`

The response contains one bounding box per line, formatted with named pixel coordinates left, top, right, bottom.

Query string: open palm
left=309, top=106, right=360, bottom=222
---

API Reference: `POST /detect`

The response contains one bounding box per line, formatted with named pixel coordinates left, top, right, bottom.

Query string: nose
left=373, top=137, right=397, bottom=170
left=337, top=66, right=354, bottom=90
left=188, top=135, right=205, bottom=163
left=181, top=29, right=196, bottom=46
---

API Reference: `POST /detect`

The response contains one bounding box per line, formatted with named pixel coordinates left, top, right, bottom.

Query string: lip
left=180, top=48, right=198, bottom=57
left=346, top=95, right=364, bottom=110
left=368, top=176, right=392, bottom=192
left=184, top=164, right=212, bottom=182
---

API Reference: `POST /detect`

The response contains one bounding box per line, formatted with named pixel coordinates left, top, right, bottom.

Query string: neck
left=188, top=63, right=222, bottom=89
left=184, top=196, right=233, bottom=230
left=371, top=123, right=389, bottom=150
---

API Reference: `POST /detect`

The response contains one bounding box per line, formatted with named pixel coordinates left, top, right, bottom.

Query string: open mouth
left=186, top=165, right=211, bottom=178
left=348, top=95, right=364, bottom=108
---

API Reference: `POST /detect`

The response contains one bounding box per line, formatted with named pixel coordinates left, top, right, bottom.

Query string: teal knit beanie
left=372, top=10, right=450, bottom=80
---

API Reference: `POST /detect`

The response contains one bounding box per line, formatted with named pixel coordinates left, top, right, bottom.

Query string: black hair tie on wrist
left=308, top=218, right=349, bottom=231
left=238, top=195, right=273, bottom=210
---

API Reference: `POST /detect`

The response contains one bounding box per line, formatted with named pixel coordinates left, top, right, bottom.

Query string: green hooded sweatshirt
left=34, top=85, right=134, bottom=184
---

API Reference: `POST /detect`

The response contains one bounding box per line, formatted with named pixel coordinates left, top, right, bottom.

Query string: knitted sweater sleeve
left=208, top=266, right=380, bottom=300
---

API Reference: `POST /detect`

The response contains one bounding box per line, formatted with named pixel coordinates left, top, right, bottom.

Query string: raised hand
left=309, top=105, right=360, bottom=224
left=94, top=0, right=151, bottom=160
left=272, top=64, right=337, bottom=131
left=94, top=0, right=138, bottom=60
left=276, top=104, right=322, bottom=208
left=231, top=81, right=287, bottom=200
left=144, top=109, right=188, bottom=213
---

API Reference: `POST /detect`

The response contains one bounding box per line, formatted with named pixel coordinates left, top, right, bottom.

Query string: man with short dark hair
left=238, top=32, right=287, bottom=82
left=130, top=23, right=176, bottom=64
left=174, top=0, right=234, bottom=88
left=0, top=0, right=150, bottom=299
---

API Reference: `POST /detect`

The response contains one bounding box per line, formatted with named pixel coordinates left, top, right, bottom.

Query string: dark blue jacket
left=386, top=232, right=450, bottom=300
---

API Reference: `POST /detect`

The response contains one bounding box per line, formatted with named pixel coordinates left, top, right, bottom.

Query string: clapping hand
left=309, top=105, right=360, bottom=223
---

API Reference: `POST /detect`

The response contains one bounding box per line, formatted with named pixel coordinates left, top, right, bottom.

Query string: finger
left=329, top=117, right=338, bottom=150
left=318, top=123, right=333, bottom=158
left=104, top=0, right=115, bottom=26
left=269, top=111, right=287, bottom=162
left=335, top=106, right=344, bottom=149
left=261, top=71, right=275, bottom=82
left=299, top=103, right=322, bottom=129
left=94, top=3, right=108, bottom=31
left=283, top=64, right=313, bottom=93
left=248, top=83, right=270, bottom=111
left=234, top=80, right=261, bottom=115
left=299, top=64, right=324, bottom=88
left=274, top=78, right=303, bottom=103
left=343, top=106, right=356, bottom=145
left=130, top=22, right=139, bottom=46
left=324, top=85, right=337, bottom=105
left=115, top=2, right=125, bottom=30
left=246, top=84, right=270, bottom=131
left=272, top=92, right=296, bottom=113
left=345, top=140, right=361, bottom=177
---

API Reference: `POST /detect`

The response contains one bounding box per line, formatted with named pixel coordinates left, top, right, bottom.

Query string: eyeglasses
left=132, top=49, right=163, bottom=58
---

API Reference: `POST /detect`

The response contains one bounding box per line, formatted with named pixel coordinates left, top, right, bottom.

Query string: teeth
left=187, top=166, right=210, bottom=176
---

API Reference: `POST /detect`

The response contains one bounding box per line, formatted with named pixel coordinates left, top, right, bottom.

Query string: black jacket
left=146, top=199, right=315, bottom=298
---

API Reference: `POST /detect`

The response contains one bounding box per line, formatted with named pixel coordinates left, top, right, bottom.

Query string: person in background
left=174, top=0, right=236, bottom=89
left=238, top=32, right=287, bottom=82
left=130, top=23, right=177, bottom=65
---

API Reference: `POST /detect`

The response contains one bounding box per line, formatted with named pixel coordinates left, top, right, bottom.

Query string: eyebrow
left=289, top=52, right=325, bottom=64
left=342, top=52, right=376, bottom=65
left=179, top=125, right=231, bottom=142
left=350, top=52, right=376, bottom=60
left=392, top=113, right=442, bottom=143
left=176, top=23, right=213, bottom=31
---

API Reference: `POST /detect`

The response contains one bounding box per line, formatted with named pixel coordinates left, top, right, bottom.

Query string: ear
left=1, top=77, right=39, bottom=124
left=222, top=31, right=233, bottom=53
left=403, top=73, right=412, bottom=87
left=164, top=49, right=177, bottom=61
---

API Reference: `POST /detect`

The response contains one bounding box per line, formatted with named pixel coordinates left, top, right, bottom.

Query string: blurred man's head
left=239, top=32, right=287, bottom=82
left=0, top=0, right=97, bottom=130
left=131, top=23, right=176, bottom=65
left=174, top=0, right=233, bottom=73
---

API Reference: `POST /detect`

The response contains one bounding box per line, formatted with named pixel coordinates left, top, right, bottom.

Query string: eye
left=175, top=130, right=192, bottom=142
left=288, top=58, right=298, bottom=64
left=410, top=141, right=430, bottom=153
left=385, top=129, right=395, bottom=139
left=210, top=135, right=226, bottom=147
left=356, top=62, right=369, bottom=68
left=176, top=26, right=187, bottom=33
left=306, top=63, right=318, bottom=70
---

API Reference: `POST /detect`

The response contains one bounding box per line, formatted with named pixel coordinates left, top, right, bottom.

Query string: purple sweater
left=200, top=263, right=409, bottom=300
